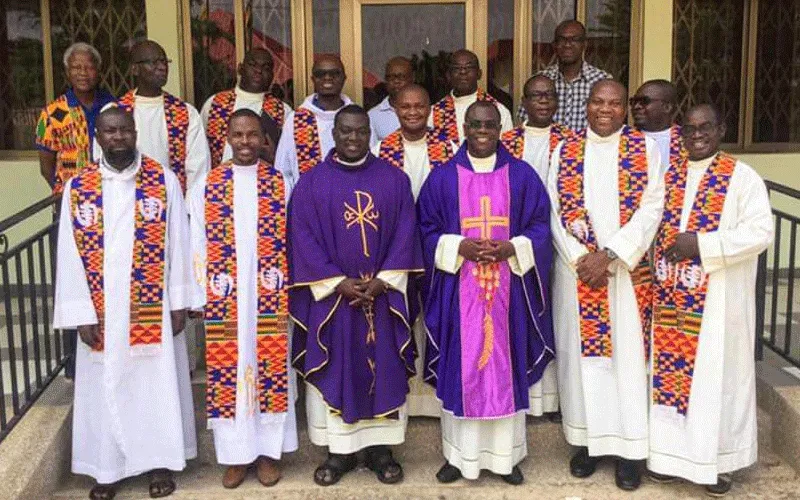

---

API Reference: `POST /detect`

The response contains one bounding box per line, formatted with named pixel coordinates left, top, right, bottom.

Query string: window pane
left=246, top=0, right=294, bottom=106
left=753, top=0, right=800, bottom=144
left=191, top=0, right=236, bottom=107
left=531, top=0, right=575, bottom=72
left=313, top=0, right=339, bottom=56
left=673, top=0, right=743, bottom=144
left=585, top=0, right=630, bottom=87
left=361, top=4, right=465, bottom=109
left=0, top=0, right=45, bottom=150
left=488, top=0, right=514, bottom=110
left=50, top=0, right=147, bottom=99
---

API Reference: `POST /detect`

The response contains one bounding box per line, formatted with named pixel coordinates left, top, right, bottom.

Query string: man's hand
left=78, top=324, right=101, bottom=349
left=337, top=278, right=371, bottom=307
left=171, top=309, right=187, bottom=335
left=666, top=233, right=700, bottom=263
left=458, top=238, right=487, bottom=262
left=363, top=278, right=388, bottom=299
left=480, top=240, right=516, bottom=262
left=576, top=251, right=613, bottom=289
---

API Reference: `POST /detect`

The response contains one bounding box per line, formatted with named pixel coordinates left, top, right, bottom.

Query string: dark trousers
left=63, top=329, right=77, bottom=379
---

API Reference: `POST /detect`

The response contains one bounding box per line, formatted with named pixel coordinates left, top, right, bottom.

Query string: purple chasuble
left=289, top=151, right=423, bottom=424
left=417, top=143, right=555, bottom=419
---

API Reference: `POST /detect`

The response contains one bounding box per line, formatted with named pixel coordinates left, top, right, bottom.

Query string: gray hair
left=63, top=42, right=102, bottom=68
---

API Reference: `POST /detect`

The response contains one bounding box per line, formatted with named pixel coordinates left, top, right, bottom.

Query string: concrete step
left=53, top=383, right=800, bottom=499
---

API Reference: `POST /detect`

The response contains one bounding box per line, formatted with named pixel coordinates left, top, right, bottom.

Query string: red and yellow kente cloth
left=205, top=90, right=286, bottom=169
left=378, top=129, right=454, bottom=170
left=432, top=89, right=497, bottom=143
left=69, top=156, right=167, bottom=353
left=556, top=125, right=653, bottom=358
left=652, top=152, right=736, bottom=416
left=668, top=125, right=684, bottom=170
left=36, top=95, right=91, bottom=195
left=293, top=107, right=323, bottom=174
left=117, top=90, right=190, bottom=193
left=204, top=159, right=289, bottom=420
left=500, top=123, right=571, bottom=160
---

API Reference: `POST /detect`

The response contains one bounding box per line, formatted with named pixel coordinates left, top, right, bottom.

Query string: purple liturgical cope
left=417, top=143, right=555, bottom=419
left=289, top=151, right=423, bottom=424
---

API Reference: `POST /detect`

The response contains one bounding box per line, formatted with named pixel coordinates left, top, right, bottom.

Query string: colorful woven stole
left=668, top=125, right=684, bottom=170
left=204, top=160, right=289, bottom=420
left=432, top=89, right=497, bottom=143
left=118, top=91, right=190, bottom=193
left=556, top=126, right=653, bottom=358
left=652, top=152, right=736, bottom=416
left=378, top=129, right=454, bottom=170
left=293, top=107, right=323, bottom=174
left=206, top=90, right=286, bottom=169
left=70, top=156, right=167, bottom=353
left=500, top=123, right=570, bottom=160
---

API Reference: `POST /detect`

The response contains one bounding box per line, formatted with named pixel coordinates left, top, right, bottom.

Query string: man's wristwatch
left=602, top=247, right=619, bottom=261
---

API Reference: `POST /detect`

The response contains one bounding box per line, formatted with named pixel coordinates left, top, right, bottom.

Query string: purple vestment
left=417, top=143, right=555, bottom=418
left=289, top=151, right=423, bottom=424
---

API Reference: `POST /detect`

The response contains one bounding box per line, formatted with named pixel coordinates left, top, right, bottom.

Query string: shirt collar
left=100, top=150, right=141, bottom=180
left=65, top=87, right=115, bottom=112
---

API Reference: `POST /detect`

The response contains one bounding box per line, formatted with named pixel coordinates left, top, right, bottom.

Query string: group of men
left=37, top=18, right=773, bottom=500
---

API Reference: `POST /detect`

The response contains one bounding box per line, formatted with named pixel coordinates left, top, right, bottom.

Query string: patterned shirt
left=35, top=87, right=115, bottom=194
left=517, top=61, right=611, bottom=131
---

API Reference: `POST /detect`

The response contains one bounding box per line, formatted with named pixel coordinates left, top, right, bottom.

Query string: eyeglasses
left=629, top=96, right=666, bottom=107
left=448, top=64, right=479, bottom=73
left=524, top=91, right=557, bottom=101
left=134, top=57, right=171, bottom=67
left=312, top=68, right=344, bottom=79
left=466, top=119, right=500, bottom=130
left=555, top=35, right=586, bottom=45
left=681, top=122, right=719, bottom=137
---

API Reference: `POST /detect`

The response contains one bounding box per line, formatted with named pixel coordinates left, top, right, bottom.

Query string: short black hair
left=686, top=103, right=724, bottom=126
left=96, top=106, right=134, bottom=129
left=464, top=100, right=501, bottom=122
left=334, top=104, right=369, bottom=128
left=640, top=79, right=678, bottom=106
left=228, top=108, right=263, bottom=133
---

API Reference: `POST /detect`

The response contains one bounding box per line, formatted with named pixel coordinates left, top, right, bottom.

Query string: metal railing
left=0, top=194, right=63, bottom=442
left=756, top=180, right=800, bottom=367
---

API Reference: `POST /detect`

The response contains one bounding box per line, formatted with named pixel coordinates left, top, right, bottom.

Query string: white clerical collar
left=524, top=124, right=551, bottom=136
left=468, top=152, right=496, bottom=172
left=337, top=154, right=368, bottom=166
left=644, top=127, right=671, bottom=137
left=232, top=161, right=259, bottom=170
left=131, top=90, right=164, bottom=105
left=688, top=154, right=717, bottom=171
left=451, top=90, right=478, bottom=104
left=100, top=151, right=141, bottom=180
left=402, top=134, right=426, bottom=147
left=235, top=85, right=266, bottom=101
left=587, top=126, right=623, bottom=144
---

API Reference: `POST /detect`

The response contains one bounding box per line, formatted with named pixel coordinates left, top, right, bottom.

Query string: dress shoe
left=570, top=447, right=601, bottom=478
left=615, top=459, right=642, bottom=491
left=500, top=465, right=524, bottom=485
left=436, top=462, right=462, bottom=483
left=255, top=456, right=281, bottom=487
left=222, top=465, right=248, bottom=489
left=705, top=474, right=732, bottom=497
left=646, top=470, right=678, bottom=484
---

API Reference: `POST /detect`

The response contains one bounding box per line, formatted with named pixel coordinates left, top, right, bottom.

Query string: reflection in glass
left=245, top=0, right=294, bottom=106
left=361, top=4, right=465, bottom=110
left=190, top=0, right=236, bottom=107
left=488, top=0, right=514, bottom=111
left=585, top=0, right=630, bottom=86
left=313, top=0, right=339, bottom=57
left=0, top=0, right=45, bottom=150
left=531, top=0, right=575, bottom=72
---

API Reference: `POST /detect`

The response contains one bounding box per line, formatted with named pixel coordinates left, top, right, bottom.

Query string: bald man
left=429, top=49, right=513, bottom=144
left=631, top=80, right=680, bottom=176
left=201, top=48, right=292, bottom=168
left=101, top=40, right=210, bottom=197
left=368, top=57, right=415, bottom=141
left=274, top=55, right=375, bottom=189
left=548, top=80, right=665, bottom=491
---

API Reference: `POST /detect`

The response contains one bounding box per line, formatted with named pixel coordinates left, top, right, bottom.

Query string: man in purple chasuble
left=289, top=105, right=423, bottom=486
left=418, top=101, right=555, bottom=485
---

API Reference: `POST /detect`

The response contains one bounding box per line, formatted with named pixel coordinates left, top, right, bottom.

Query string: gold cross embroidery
left=461, top=195, right=509, bottom=239
left=344, top=190, right=380, bottom=257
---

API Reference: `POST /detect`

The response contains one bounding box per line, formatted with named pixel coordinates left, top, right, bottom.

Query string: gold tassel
left=478, top=308, right=494, bottom=370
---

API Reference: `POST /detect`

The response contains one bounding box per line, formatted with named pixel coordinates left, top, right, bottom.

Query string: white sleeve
left=435, top=234, right=465, bottom=274
left=184, top=105, right=212, bottom=198
left=376, top=270, right=408, bottom=295
left=508, top=235, right=535, bottom=276
left=310, top=277, right=346, bottom=301
left=547, top=143, right=589, bottom=269
left=187, top=173, right=208, bottom=310
left=165, top=171, right=193, bottom=311
left=52, top=181, right=98, bottom=329
left=604, top=138, right=666, bottom=270
left=698, top=163, right=774, bottom=274
left=275, top=112, right=300, bottom=192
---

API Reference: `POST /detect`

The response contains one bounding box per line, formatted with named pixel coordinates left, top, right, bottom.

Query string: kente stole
left=118, top=91, right=190, bottom=193
left=500, top=123, right=570, bottom=161
left=206, top=90, right=286, bottom=169
left=204, top=160, right=289, bottom=420
left=556, top=126, right=653, bottom=358
left=378, top=129, right=453, bottom=170
left=432, top=89, right=497, bottom=143
left=69, top=156, right=167, bottom=353
left=293, top=107, right=323, bottom=174
left=457, top=162, right=513, bottom=418
left=652, top=153, right=736, bottom=416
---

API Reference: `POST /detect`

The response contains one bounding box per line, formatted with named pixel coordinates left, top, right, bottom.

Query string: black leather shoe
left=615, top=459, right=642, bottom=491
left=500, top=466, right=524, bottom=485
left=646, top=470, right=678, bottom=484
left=705, top=474, right=732, bottom=497
left=546, top=410, right=563, bottom=424
left=569, top=447, right=601, bottom=478
left=435, top=462, right=462, bottom=483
